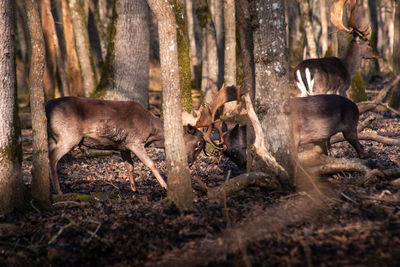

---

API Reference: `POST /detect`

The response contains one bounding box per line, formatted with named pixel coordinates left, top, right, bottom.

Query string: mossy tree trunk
left=250, top=0, right=294, bottom=179
left=68, top=0, right=97, bottom=97
left=25, top=0, right=51, bottom=204
left=173, top=0, right=192, bottom=113
left=147, top=0, right=193, bottom=211
left=0, top=0, right=24, bottom=213
left=95, top=0, right=149, bottom=107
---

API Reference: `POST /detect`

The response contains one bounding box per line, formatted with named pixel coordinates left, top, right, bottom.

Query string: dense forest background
left=0, top=0, right=400, bottom=265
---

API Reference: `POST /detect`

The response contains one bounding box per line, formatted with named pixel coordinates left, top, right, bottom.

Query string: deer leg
left=342, top=130, right=365, bottom=158
left=120, top=150, right=136, bottom=191
left=128, top=145, right=168, bottom=190
left=48, top=138, right=78, bottom=194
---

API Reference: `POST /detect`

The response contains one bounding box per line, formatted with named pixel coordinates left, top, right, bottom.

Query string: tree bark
left=40, top=0, right=56, bottom=99
left=147, top=0, right=193, bottom=211
left=198, top=0, right=219, bottom=104
left=388, top=1, right=400, bottom=109
left=173, top=0, right=192, bottom=113
left=213, top=0, right=225, bottom=88
left=61, top=0, right=83, bottom=97
left=42, top=0, right=70, bottom=97
left=185, top=0, right=201, bottom=89
left=251, top=0, right=294, bottom=177
left=68, top=0, right=97, bottom=97
left=298, top=0, right=318, bottom=58
left=223, top=0, right=237, bottom=113
left=25, top=0, right=51, bottom=204
left=0, top=0, right=24, bottom=213
left=95, top=0, right=149, bottom=107
left=235, top=0, right=255, bottom=99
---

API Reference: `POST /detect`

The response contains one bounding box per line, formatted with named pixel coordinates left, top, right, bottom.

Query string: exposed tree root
left=244, top=93, right=291, bottom=188
left=331, top=130, right=400, bottom=146
left=207, top=172, right=281, bottom=200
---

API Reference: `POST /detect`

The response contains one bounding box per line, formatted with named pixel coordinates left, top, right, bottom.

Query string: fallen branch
left=358, top=114, right=376, bottom=132
left=357, top=101, right=400, bottom=115
left=207, top=172, right=281, bottom=200
left=331, top=130, right=400, bottom=146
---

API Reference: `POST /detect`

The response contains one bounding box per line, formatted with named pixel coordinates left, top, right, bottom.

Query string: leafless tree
left=25, top=0, right=51, bottom=204
left=0, top=0, right=24, bottom=213
left=147, top=0, right=193, bottom=210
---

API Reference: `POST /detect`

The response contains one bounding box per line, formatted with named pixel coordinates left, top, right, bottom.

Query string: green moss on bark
left=172, top=1, right=192, bottom=113
left=347, top=70, right=367, bottom=103
left=93, top=0, right=117, bottom=99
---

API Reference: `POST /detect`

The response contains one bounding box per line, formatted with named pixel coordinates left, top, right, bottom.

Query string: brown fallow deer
left=294, top=0, right=379, bottom=97
left=46, top=97, right=205, bottom=194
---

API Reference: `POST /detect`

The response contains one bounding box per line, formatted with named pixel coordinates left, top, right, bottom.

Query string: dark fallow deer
left=222, top=95, right=365, bottom=168
left=294, top=0, right=379, bottom=97
left=46, top=97, right=205, bottom=194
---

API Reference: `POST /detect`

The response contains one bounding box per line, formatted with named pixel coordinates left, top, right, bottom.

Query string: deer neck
left=341, top=42, right=363, bottom=78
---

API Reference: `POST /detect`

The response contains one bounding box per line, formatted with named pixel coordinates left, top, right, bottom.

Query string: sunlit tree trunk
left=251, top=0, right=294, bottom=176
left=25, top=0, right=51, bottom=204
left=95, top=0, right=149, bottom=107
left=388, top=1, right=400, bottom=109
left=42, top=0, right=70, bottom=97
left=68, top=0, right=97, bottom=97
left=298, top=0, right=317, bottom=58
left=147, top=0, right=193, bottom=211
left=40, top=0, right=56, bottom=99
left=213, top=0, right=224, bottom=88
left=0, top=0, right=24, bottom=213
left=61, top=0, right=83, bottom=96
left=319, top=0, right=328, bottom=56
left=223, top=0, right=237, bottom=113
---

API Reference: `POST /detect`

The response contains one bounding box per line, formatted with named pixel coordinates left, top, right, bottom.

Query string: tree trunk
left=319, top=0, right=328, bottom=56
left=198, top=0, right=219, bottom=104
left=235, top=0, right=255, bottom=99
left=40, top=0, right=56, bottom=99
left=251, top=0, right=294, bottom=177
left=213, top=0, right=224, bottom=88
left=185, top=0, right=201, bottom=90
left=388, top=1, right=400, bottom=109
left=95, top=0, right=149, bottom=107
left=298, top=0, right=318, bottom=58
left=0, top=0, right=24, bottom=213
left=25, top=0, right=51, bottom=204
left=68, top=0, right=97, bottom=97
left=61, top=0, right=83, bottom=97
left=42, top=0, right=70, bottom=97
left=172, top=0, right=192, bottom=113
left=147, top=0, right=193, bottom=211
left=223, top=0, right=237, bottom=113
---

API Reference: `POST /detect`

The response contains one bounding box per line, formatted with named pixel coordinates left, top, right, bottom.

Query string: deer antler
left=194, top=85, right=243, bottom=149
left=330, top=0, right=369, bottom=39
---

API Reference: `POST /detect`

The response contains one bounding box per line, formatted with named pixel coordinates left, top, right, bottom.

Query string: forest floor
left=1, top=86, right=400, bottom=266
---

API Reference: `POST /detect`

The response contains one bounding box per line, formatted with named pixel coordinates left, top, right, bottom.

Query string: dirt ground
left=1, top=91, right=400, bottom=266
